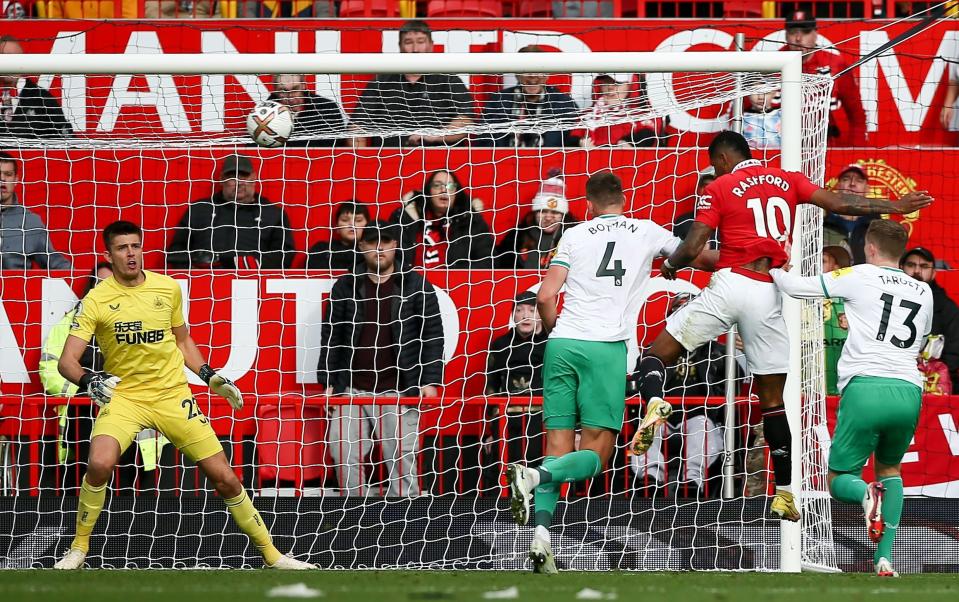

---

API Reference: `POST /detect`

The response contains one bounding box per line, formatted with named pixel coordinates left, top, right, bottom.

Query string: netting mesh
left=0, top=65, right=833, bottom=570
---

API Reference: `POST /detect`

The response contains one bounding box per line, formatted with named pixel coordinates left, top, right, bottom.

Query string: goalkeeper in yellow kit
left=54, top=220, right=313, bottom=570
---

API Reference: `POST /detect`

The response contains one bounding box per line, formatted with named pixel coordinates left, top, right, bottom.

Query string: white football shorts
left=664, top=268, right=790, bottom=375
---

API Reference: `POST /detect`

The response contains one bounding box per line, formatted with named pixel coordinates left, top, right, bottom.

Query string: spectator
left=742, top=89, right=782, bottom=150
left=672, top=168, right=716, bottom=242
left=350, top=20, right=474, bottom=148
left=901, top=246, right=959, bottom=383
left=305, top=201, right=370, bottom=271
left=260, top=0, right=333, bottom=17
left=267, top=74, right=345, bottom=147
left=317, top=222, right=444, bottom=497
left=0, top=36, right=73, bottom=139
left=941, top=59, right=958, bottom=132
left=0, top=152, right=71, bottom=270
left=784, top=10, right=866, bottom=146
left=390, top=169, right=494, bottom=269
left=167, top=154, right=296, bottom=269
left=482, top=291, right=549, bottom=483
left=822, top=245, right=851, bottom=395
left=574, top=74, right=667, bottom=148
left=495, top=172, right=576, bottom=270
left=823, top=163, right=876, bottom=264
left=480, top=45, right=579, bottom=148
left=629, top=293, right=734, bottom=497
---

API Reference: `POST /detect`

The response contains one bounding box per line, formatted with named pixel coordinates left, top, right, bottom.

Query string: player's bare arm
left=174, top=324, right=244, bottom=410
left=810, top=188, right=933, bottom=216
left=536, top=264, right=568, bottom=334
left=662, top=222, right=714, bottom=279
left=58, top=334, right=120, bottom=406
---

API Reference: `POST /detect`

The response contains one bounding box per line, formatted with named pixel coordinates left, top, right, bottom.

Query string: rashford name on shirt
left=731, top=174, right=792, bottom=198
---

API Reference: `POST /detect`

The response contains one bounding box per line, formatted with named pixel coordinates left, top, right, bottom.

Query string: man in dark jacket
left=166, top=155, right=296, bottom=269
left=268, top=74, right=345, bottom=147
left=305, top=200, right=369, bottom=270
left=0, top=36, right=73, bottom=139
left=317, top=222, right=444, bottom=496
left=823, top=164, right=876, bottom=264
left=390, top=169, right=494, bottom=270
left=0, top=152, right=71, bottom=270
left=901, top=246, right=959, bottom=381
left=479, top=45, right=579, bottom=148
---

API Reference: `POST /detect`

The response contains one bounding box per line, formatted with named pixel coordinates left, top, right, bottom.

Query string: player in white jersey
left=771, top=220, right=932, bottom=577
left=505, top=171, right=715, bottom=573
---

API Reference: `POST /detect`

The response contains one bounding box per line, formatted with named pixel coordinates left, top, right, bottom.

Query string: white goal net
left=0, top=52, right=833, bottom=571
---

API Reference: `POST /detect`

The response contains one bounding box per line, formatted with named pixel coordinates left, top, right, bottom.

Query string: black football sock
left=637, top=356, right=667, bottom=402
left=761, top=406, right=793, bottom=489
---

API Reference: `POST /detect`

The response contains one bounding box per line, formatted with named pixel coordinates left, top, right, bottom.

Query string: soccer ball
left=246, top=101, right=294, bottom=148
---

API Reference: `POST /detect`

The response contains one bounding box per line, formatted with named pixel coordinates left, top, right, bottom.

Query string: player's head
left=900, top=245, right=936, bottom=283
left=513, top=291, right=541, bottom=337
left=784, top=9, right=818, bottom=54
left=221, top=154, right=257, bottom=205
left=358, top=221, right=399, bottom=273
left=708, top=131, right=752, bottom=176
left=102, top=220, right=144, bottom=281
left=0, top=151, right=18, bottom=205
left=334, top=200, right=370, bottom=245
left=585, top=170, right=625, bottom=215
left=834, top=164, right=869, bottom=196
left=399, top=20, right=433, bottom=54
left=864, top=219, right=909, bottom=267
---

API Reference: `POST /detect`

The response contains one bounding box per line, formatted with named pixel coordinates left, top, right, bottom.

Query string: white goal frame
left=0, top=50, right=813, bottom=573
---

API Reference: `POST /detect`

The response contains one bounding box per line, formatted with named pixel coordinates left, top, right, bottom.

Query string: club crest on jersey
left=153, top=297, right=164, bottom=310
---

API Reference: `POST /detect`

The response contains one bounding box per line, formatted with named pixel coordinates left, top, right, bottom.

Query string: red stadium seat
left=427, top=0, right=504, bottom=16
left=338, top=0, right=398, bottom=17
left=516, top=0, right=552, bottom=16
left=723, top=0, right=763, bottom=18
left=256, top=403, right=328, bottom=488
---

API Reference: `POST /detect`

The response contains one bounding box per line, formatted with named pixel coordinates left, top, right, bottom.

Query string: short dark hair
left=0, top=151, right=18, bottom=174
left=585, top=170, right=625, bottom=207
left=102, top=220, right=142, bottom=250
left=708, top=130, right=752, bottom=161
left=866, top=219, right=909, bottom=261
left=334, top=200, right=371, bottom=222
left=399, top=19, right=432, bottom=41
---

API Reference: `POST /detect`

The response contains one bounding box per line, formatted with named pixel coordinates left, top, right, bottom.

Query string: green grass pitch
left=1, top=570, right=957, bottom=602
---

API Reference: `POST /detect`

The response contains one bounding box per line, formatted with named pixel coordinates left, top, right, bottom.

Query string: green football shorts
left=542, top=338, right=627, bottom=432
left=829, top=376, right=922, bottom=474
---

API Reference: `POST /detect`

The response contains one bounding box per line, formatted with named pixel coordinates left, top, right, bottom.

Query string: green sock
left=534, top=456, right=559, bottom=529
left=537, top=450, right=602, bottom=484
left=829, top=473, right=868, bottom=505
left=875, top=476, right=903, bottom=564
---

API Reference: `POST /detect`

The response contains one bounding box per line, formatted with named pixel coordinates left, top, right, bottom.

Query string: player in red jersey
left=785, top=10, right=866, bottom=146
left=632, top=131, right=932, bottom=521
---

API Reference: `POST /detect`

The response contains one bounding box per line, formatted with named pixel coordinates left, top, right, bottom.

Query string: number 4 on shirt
left=596, top=241, right=626, bottom=286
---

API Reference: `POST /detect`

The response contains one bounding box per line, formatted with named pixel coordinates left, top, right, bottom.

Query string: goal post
left=0, top=50, right=834, bottom=571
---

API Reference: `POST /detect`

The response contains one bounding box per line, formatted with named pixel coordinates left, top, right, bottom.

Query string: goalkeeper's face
left=104, top=233, right=143, bottom=281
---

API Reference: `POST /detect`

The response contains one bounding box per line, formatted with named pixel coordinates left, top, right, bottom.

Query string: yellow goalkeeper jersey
left=70, top=270, right=189, bottom=402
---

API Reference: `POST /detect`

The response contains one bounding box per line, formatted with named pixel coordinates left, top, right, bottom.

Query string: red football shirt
left=695, top=159, right=820, bottom=269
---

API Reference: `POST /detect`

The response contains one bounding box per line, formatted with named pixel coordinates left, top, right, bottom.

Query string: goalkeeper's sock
left=537, top=450, right=602, bottom=484
left=225, top=490, right=283, bottom=566
left=875, top=476, right=903, bottom=564
left=829, top=473, right=868, bottom=505
left=72, top=476, right=107, bottom=553
left=637, top=356, right=667, bottom=402
left=534, top=456, right=560, bottom=532
left=761, top=406, right=793, bottom=489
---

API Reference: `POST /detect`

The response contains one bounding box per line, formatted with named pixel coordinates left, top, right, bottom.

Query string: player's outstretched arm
left=770, top=267, right=829, bottom=300
left=536, top=264, right=569, bottom=334
left=173, top=324, right=244, bottom=410
left=663, top=222, right=714, bottom=279
left=809, top=188, right=933, bottom=216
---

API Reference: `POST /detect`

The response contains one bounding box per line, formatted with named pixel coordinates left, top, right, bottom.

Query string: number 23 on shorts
left=181, top=397, right=208, bottom=424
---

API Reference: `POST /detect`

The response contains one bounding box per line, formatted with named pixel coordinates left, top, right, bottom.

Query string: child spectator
left=495, top=171, right=576, bottom=270
left=306, top=201, right=369, bottom=271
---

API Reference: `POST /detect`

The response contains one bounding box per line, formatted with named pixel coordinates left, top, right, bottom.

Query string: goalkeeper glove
left=79, top=372, right=121, bottom=407
left=199, top=364, right=244, bottom=410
